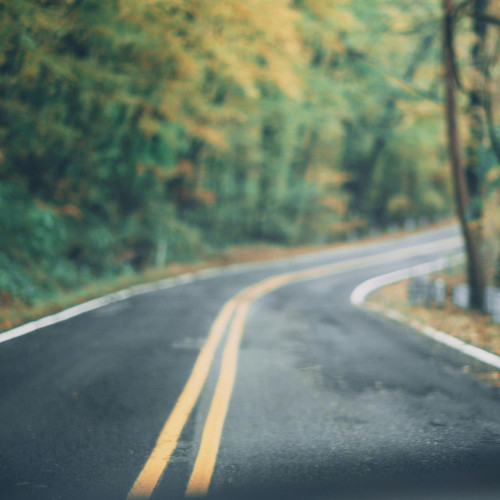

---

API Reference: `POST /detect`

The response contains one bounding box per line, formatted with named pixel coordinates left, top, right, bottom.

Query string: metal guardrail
left=408, top=276, right=446, bottom=307
left=409, top=278, right=500, bottom=323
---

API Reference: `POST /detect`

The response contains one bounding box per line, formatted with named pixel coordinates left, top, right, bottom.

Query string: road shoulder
left=362, top=277, right=500, bottom=386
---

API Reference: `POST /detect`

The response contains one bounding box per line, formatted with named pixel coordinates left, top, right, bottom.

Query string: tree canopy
left=0, top=0, right=498, bottom=307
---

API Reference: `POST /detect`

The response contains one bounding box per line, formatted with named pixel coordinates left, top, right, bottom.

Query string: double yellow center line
left=127, top=236, right=461, bottom=499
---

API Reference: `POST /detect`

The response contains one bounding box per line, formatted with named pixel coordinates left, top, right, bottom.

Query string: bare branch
left=467, top=12, right=500, bottom=27
left=444, top=7, right=468, bottom=92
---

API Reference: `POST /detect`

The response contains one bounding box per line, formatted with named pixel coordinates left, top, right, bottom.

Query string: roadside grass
left=367, top=271, right=500, bottom=386
left=2, top=239, right=371, bottom=333
left=0, top=243, right=332, bottom=332
left=0, top=219, right=454, bottom=334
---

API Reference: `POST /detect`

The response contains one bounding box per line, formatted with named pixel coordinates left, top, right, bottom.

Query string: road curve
left=1, top=226, right=500, bottom=500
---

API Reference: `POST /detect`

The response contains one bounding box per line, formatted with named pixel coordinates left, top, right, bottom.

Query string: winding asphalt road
left=1, top=226, right=500, bottom=500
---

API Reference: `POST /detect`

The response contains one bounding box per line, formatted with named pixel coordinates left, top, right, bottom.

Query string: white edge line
left=0, top=251, right=311, bottom=345
left=0, top=273, right=205, bottom=344
left=0, top=226, right=459, bottom=345
left=350, top=254, right=500, bottom=371
left=350, top=254, right=463, bottom=306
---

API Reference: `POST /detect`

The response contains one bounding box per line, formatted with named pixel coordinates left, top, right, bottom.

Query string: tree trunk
left=443, top=0, right=486, bottom=310
left=465, top=0, right=489, bottom=308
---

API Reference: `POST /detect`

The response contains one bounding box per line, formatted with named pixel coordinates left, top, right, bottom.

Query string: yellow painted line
left=127, top=234, right=461, bottom=498
left=182, top=268, right=352, bottom=497
left=181, top=236, right=462, bottom=496
left=126, top=297, right=238, bottom=499
left=186, top=301, right=251, bottom=496
left=183, top=263, right=364, bottom=497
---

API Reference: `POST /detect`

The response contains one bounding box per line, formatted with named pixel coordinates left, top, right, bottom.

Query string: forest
left=0, top=0, right=499, bottom=311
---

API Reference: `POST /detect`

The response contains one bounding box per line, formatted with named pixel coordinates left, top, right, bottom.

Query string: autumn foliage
left=1, top=0, right=496, bottom=306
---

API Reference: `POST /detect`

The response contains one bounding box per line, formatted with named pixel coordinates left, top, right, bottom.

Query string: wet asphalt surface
left=1, top=226, right=500, bottom=500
